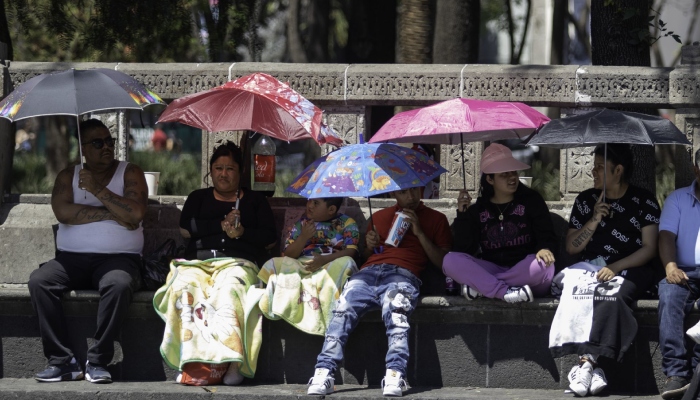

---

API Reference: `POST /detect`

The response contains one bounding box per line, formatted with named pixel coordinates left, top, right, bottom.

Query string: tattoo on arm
left=75, top=207, right=112, bottom=222
left=99, top=191, right=134, bottom=213
left=571, top=227, right=594, bottom=248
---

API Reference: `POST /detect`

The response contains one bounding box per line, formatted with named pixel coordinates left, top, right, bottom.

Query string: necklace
left=495, top=202, right=511, bottom=221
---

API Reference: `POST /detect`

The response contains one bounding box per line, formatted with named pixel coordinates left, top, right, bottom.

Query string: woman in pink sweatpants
left=442, top=144, right=556, bottom=303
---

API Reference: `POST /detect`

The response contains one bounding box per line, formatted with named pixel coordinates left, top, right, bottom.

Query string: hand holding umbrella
left=366, top=228, right=383, bottom=255
left=591, top=191, right=610, bottom=223
left=457, top=189, right=472, bottom=212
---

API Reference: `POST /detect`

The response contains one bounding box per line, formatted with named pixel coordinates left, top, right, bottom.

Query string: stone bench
left=0, top=194, right=677, bottom=394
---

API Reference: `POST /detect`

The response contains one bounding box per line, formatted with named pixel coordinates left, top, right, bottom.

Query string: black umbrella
left=527, top=109, right=690, bottom=199
left=0, top=68, right=165, bottom=166
left=526, top=109, right=690, bottom=148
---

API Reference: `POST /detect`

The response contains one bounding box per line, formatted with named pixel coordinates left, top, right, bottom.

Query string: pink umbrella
left=369, top=98, right=549, bottom=145
left=157, top=72, right=343, bottom=147
left=368, top=98, right=550, bottom=188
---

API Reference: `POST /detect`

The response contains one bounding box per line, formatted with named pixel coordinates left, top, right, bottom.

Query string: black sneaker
left=661, top=376, right=690, bottom=399
left=85, top=361, right=112, bottom=384
left=35, top=361, right=84, bottom=382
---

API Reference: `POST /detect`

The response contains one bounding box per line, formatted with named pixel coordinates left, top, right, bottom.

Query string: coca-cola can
left=385, top=211, right=411, bottom=247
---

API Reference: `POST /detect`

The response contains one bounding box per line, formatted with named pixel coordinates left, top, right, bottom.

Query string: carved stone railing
left=2, top=51, right=700, bottom=198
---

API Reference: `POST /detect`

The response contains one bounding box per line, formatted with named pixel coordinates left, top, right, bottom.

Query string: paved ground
left=0, top=379, right=666, bottom=399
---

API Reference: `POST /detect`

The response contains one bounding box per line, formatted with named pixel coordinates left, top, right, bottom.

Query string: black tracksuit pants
left=28, top=251, right=140, bottom=366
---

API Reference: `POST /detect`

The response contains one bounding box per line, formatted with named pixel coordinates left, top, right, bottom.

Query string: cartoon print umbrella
left=526, top=108, right=691, bottom=199
left=287, top=143, right=447, bottom=199
left=0, top=68, right=165, bottom=167
left=157, top=72, right=343, bottom=147
left=368, top=98, right=550, bottom=188
left=287, top=142, right=447, bottom=220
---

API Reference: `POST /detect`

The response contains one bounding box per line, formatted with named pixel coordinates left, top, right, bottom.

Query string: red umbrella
left=157, top=72, right=343, bottom=147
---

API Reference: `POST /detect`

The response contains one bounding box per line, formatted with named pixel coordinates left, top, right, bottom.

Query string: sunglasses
left=83, top=136, right=115, bottom=149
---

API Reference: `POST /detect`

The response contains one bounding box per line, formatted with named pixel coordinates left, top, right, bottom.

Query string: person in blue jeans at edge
left=306, top=186, right=452, bottom=397
left=658, top=148, right=700, bottom=400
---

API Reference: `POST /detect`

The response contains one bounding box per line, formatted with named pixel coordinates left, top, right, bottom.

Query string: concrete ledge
left=0, top=284, right=679, bottom=393
left=0, top=379, right=664, bottom=400
left=0, top=285, right=676, bottom=325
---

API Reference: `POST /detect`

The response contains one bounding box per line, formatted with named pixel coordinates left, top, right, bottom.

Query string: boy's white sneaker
left=307, top=368, right=334, bottom=396
left=381, top=369, right=408, bottom=397
left=687, top=321, right=700, bottom=344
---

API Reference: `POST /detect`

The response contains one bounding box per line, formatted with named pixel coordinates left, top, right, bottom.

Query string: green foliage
left=11, top=151, right=202, bottom=195
left=10, top=152, right=53, bottom=194
left=5, top=0, right=209, bottom=62
left=655, top=162, right=675, bottom=209
left=129, top=151, right=201, bottom=195
left=273, top=168, right=303, bottom=198
left=528, top=160, right=561, bottom=201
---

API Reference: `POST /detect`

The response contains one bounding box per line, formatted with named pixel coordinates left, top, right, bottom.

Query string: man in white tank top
left=28, top=119, right=148, bottom=384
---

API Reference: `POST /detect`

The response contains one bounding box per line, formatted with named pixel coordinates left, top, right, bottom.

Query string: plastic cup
left=144, top=172, right=160, bottom=196
left=385, top=211, right=412, bottom=247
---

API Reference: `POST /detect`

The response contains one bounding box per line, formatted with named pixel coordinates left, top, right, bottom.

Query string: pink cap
left=480, top=143, right=530, bottom=174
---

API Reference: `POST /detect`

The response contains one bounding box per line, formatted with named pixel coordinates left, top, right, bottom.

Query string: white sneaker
left=382, top=369, right=408, bottom=397
left=590, top=367, right=607, bottom=395
left=307, top=368, right=334, bottom=396
left=223, top=362, right=244, bottom=386
left=568, top=361, right=593, bottom=397
left=462, top=284, right=483, bottom=300
left=687, top=321, right=700, bottom=344
left=503, top=285, right=533, bottom=303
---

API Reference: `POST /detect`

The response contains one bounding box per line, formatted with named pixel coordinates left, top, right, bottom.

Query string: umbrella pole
left=368, top=197, right=374, bottom=231
left=603, top=143, right=607, bottom=203
left=460, top=133, right=466, bottom=190
left=77, top=116, right=84, bottom=169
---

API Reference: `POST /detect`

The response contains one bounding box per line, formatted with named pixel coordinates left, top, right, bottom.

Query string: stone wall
left=2, top=47, right=700, bottom=200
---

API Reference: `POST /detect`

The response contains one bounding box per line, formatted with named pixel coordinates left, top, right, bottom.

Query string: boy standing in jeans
left=306, top=187, right=452, bottom=397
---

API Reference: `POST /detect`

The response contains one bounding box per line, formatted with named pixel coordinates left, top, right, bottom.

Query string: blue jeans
left=315, top=264, right=421, bottom=376
left=659, top=267, right=700, bottom=378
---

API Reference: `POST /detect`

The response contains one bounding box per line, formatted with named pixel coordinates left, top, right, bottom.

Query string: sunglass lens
left=90, top=137, right=115, bottom=149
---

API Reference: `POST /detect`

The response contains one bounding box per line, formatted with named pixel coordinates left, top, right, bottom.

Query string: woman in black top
left=551, top=144, right=660, bottom=397
left=179, top=141, right=277, bottom=265
left=443, top=143, right=557, bottom=303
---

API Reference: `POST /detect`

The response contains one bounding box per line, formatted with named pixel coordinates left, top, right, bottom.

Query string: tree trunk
left=396, top=0, right=433, bottom=64
left=287, top=0, right=308, bottom=63
left=0, top=0, right=13, bottom=61
left=304, top=0, right=330, bottom=62
left=550, top=0, right=566, bottom=65
left=432, top=0, right=479, bottom=64
left=591, top=0, right=651, bottom=66
left=345, top=0, right=396, bottom=63
left=590, top=0, right=655, bottom=194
